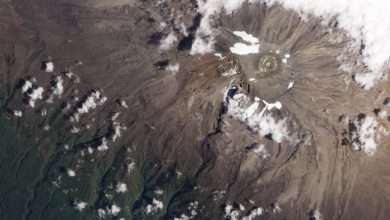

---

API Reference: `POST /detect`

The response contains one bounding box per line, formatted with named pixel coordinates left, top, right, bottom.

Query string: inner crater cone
left=257, top=51, right=282, bottom=77
left=215, top=2, right=352, bottom=101
left=208, top=3, right=389, bottom=219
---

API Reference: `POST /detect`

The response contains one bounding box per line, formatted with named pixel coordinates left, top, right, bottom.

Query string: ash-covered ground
left=0, top=0, right=389, bottom=219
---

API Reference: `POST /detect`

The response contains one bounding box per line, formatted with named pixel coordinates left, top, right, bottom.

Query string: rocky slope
left=0, top=0, right=389, bottom=219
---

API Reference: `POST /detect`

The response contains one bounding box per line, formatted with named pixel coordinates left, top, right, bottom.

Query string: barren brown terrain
left=0, top=0, right=389, bottom=219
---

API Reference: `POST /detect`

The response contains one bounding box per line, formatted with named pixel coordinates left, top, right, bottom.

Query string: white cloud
left=110, top=113, right=127, bottom=141
left=160, top=32, right=178, bottom=50
left=78, top=91, right=106, bottom=114
left=348, top=115, right=384, bottom=156
left=190, top=0, right=259, bottom=55
left=120, top=100, right=128, bottom=108
left=70, top=126, right=80, bottom=133
left=116, top=182, right=128, bottom=193
left=180, top=22, right=189, bottom=36
left=191, top=36, right=215, bottom=55
left=21, top=80, right=44, bottom=107
left=225, top=89, right=289, bottom=143
left=70, top=91, right=107, bottom=122
left=166, top=63, right=180, bottom=75
left=127, top=161, right=136, bottom=173
left=258, top=113, right=288, bottom=143
left=97, top=138, right=109, bottom=151
left=242, top=207, right=263, bottom=220
left=97, top=208, right=106, bottom=218
left=75, top=201, right=87, bottom=212
left=272, top=203, right=282, bottom=213
left=268, top=0, right=390, bottom=88
left=22, top=80, right=32, bottom=93
left=52, top=76, right=64, bottom=96
left=28, top=87, right=44, bottom=107
left=14, top=110, right=22, bottom=117
left=65, top=71, right=80, bottom=83
left=159, top=22, right=168, bottom=30
left=112, top=122, right=126, bottom=141
left=224, top=202, right=263, bottom=220
left=154, top=188, right=164, bottom=195
left=174, top=214, right=191, bottom=220
left=67, top=169, right=76, bottom=177
left=98, top=204, right=121, bottom=217
left=44, top=61, right=54, bottom=72
left=311, top=210, right=322, bottom=220
left=379, top=110, right=387, bottom=119
left=109, top=204, right=121, bottom=216
left=253, top=144, right=271, bottom=159
left=224, top=204, right=240, bottom=220
left=145, top=198, right=164, bottom=214
left=192, top=0, right=390, bottom=88
left=41, top=109, right=47, bottom=116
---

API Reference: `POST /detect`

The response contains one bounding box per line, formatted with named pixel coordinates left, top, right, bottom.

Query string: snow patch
left=221, top=67, right=238, bottom=76
left=192, top=0, right=390, bottom=88
left=225, top=89, right=289, bottom=143
left=230, top=43, right=259, bottom=55
left=233, top=31, right=259, bottom=44
left=288, top=81, right=295, bottom=89
left=230, top=31, right=261, bottom=55
left=214, top=53, right=225, bottom=60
